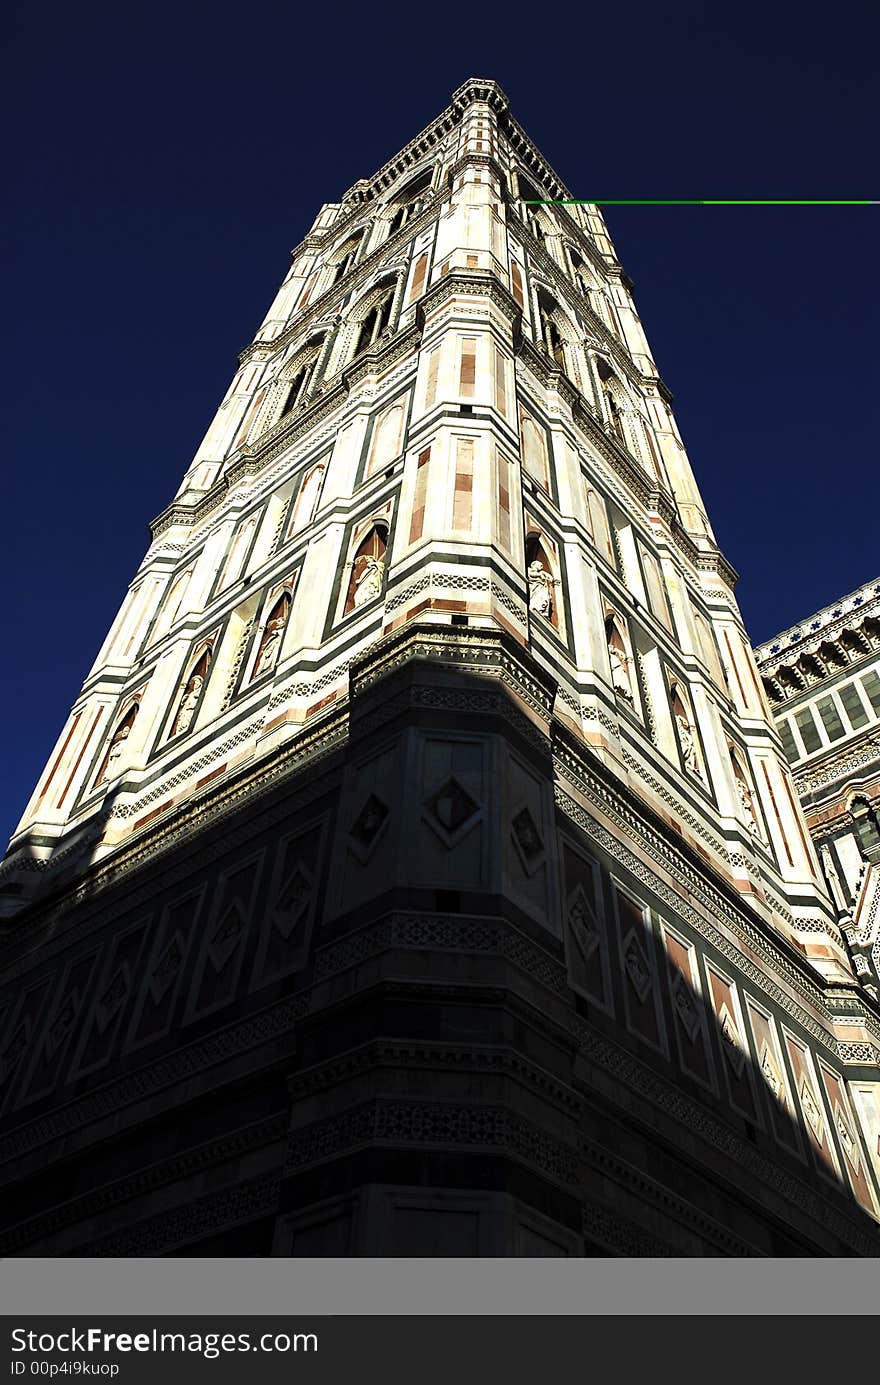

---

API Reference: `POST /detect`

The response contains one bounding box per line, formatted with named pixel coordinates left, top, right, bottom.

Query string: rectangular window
left=816, top=695, right=846, bottom=741
left=720, top=629, right=748, bottom=707
left=586, top=487, right=616, bottom=569
left=407, top=253, right=428, bottom=304
left=760, top=760, right=795, bottom=868
left=494, top=345, right=507, bottom=416
left=452, top=438, right=474, bottom=531
left=794, top=706, right=822, bottom=754
left=459, top=338, right=477, bottom=397
left=520, top=406, right=549, bottom=490
left=233, top=387, right=266, bottom=450
left=641, top=546, right=672, bottom=629
left=511, top=262, right=524, bottom=308
left=778, top=719, right=799, bottom=764
left=57, top=706, right=105, bottom=810
left=839, top=682, right=870, bottom=729
left=860, top=670, right=880, bottom=716
left=409, top=448, right=431, bottom=544
left=297, top=271, right=318, bottom=309
left=425, top=348, right=440, bottom=409
left=122, top=581, right=157, bottom=659
left=692, top=606, right=724, bottom=688
left=497, top=450, right=511, bottom=552
left=36, top=711, right=82, bottom=809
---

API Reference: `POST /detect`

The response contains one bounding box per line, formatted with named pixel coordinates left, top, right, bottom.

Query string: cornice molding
left=755, top=578, right=880, bottom=669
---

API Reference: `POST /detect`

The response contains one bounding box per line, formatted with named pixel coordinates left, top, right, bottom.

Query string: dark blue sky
left=3, top=0, right=877, bottom=848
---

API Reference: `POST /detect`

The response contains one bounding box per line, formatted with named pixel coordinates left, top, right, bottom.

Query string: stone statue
left=253, top=612, right=286, bottom=677
left=172, top=674, right=203, bottom=736
left=97, top=722, right=131, bottom=784
left=675, top=711, right=701, bottom=776
left=527, top=560, right=555, bottom=619
left=735, top=773, right=759, bottom=834
left=608, top=637, right=633, bottom=701
left=106, top=724, right=130, bottom=773
left=353, top=555, right=385, bottom=608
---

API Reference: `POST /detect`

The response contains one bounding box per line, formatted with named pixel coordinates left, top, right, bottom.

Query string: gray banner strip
left=1, top=1260, right=878, bottom=1316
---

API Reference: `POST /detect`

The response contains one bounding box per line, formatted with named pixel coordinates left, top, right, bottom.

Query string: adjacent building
left=756, top=579, right=880, bottom=1004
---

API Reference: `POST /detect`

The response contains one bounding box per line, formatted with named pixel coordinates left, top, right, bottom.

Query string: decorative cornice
left=417, top=266, right=522, bottom=332
left=79, top=1172, right=280, bottom=1257
left=755, top=577, right=880, bottom=669
left=0, top=1113, right=285, bottom=1254
left=794, top=734, right=880, bottom=801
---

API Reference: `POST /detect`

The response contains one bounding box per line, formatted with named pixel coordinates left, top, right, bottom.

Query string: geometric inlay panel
left=623, top=932, right=653, bottom=1004
left=348, top=793, right=390, bottom=863
left=510, top=804, right=545, bottom=876
left=422, top=775, right=481, bottom=848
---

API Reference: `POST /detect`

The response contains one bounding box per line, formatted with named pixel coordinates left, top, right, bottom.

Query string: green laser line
left=523, top=199, right=874, bottom=206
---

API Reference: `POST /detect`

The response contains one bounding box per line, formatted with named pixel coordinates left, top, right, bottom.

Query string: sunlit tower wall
left=1, top=79, right=879, bottom=1257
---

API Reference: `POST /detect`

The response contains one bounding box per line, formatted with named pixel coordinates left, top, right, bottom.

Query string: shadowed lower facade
left=2, top=79, right=880, bottom=1256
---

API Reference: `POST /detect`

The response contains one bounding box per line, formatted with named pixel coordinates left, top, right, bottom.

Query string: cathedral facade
left=2, top=79, right=879, bottom=1256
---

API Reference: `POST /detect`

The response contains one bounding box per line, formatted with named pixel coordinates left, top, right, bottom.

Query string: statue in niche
left=172, top=674, right=203, bottom=737
left=105, top=723, right=131, bottom=776
left=252, top=599, right=289, bottom=679
left=527, top=559, right=555, bottom=619
left=735, top=772, right=760, bottom=834
left=675, top=708, right=702, bottom=777
left=607, top=624, right=633, bottom=701
left=353, top=555, right=385, bottom=608
left=96, top=720, right=133, bottom=785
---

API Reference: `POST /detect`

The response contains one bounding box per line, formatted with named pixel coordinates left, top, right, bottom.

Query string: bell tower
left=2, top=79, right=879, bottom=1257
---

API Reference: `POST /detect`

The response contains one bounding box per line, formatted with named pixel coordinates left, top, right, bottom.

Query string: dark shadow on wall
left=0, top=663, right=877, bottom=1257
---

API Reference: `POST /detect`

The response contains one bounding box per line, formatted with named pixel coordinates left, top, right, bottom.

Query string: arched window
left=94, top=702, right=139, bottom=786
left=386, top=170, right=432, bottom=236
left=605, top=615, right=634, bottom=703
left=518, top=175, right=554, bottom=246
left=250, top=592, right=291, bottom=682
left=344, top=523, right=388, bottom=615
left=535, top=290, right=581, bottom=385
left=328, top=229, right=364, bottom=287
left=595, top=357, right=628, bottom=446
left=280, top=338, right=324, bottom=417
left=525, top=533, right=559, bottom=630
left=850, top=796, right=880, bottom=861
left=568, top=246, right=594, bottom=300
left=606, top=391, right=626, bottom=444
left=352, top=285, right=395, bottom=359
left=169, top=647, right=211, bottom=740
left=536, top=293, right=566, bottom=367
